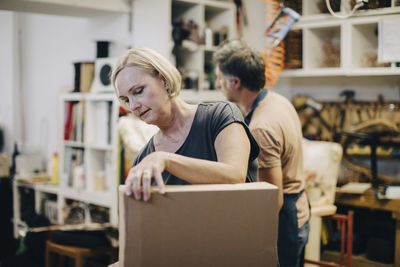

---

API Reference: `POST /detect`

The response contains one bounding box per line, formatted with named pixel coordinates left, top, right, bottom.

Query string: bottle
left=10, top=143, right=20, bottom=176
left=51, top=152, right=59, bottom=185
left=204, top=26, right=213, bottom=48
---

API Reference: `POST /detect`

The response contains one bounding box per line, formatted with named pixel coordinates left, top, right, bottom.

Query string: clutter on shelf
left=293, top=91, right=400, bottom=187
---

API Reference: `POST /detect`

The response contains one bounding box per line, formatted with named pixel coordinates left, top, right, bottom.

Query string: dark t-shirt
left=133, top=101, right=259, bottom=185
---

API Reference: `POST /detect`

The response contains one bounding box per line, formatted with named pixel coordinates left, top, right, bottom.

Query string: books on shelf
left=63, top=147, right=85, bottom=189
left=57, top=92, right=119, bottom=226
left=64, top=101, right=84, bottom=142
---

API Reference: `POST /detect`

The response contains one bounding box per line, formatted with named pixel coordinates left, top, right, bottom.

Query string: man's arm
left=259, top=167, right=283, bottom=210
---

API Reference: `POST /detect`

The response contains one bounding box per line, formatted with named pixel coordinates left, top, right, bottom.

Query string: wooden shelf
left=282, top=2, right=400, bottom=79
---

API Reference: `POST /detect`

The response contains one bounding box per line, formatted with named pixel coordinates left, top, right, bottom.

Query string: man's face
left=215, top=66, right=237, bottom=102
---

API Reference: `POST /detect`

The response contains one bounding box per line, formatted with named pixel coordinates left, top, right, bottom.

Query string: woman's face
left=116, top=66, right=170, bottom=125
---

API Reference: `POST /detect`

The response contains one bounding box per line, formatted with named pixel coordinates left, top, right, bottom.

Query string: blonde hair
left=111, top=47, right=181, bottom=99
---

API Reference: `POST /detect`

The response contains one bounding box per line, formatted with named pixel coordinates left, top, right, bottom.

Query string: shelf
left=171, top=0, right=234, bottom=93
left=203, top=45, right=217, bottom=52
left=172, top=0, right=201, bottom=24
left=58, top=92, right=119, bottom=225
left=86, top=144, right=113, bottom=151
left=205, top=1, right=233, bottom=14
left=64, top=141, right=85, bottom=148
left=35, top=183, right=60, bottom=195
left=173, top=0, right=199, bottom=6
left=85, top=93, right=116, bottom=102
left=16, top=219, right=27, bottom=228
left=301, top=0, right=400, bottom=18
left=61, top=93, right=84, bottom=101
left=281, top=67, right=400, bottom=77
left=180, top=89, right=225, bottom=103
left=283, top=5, right=400, bottom=78
left=305, top=26, right=341, bottom=69
left=63, top=187, right=113, bottom=207
left=346, top=67, right=400, bottom=76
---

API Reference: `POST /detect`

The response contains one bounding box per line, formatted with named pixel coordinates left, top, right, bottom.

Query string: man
left=214, top=39, right=310, bottom=267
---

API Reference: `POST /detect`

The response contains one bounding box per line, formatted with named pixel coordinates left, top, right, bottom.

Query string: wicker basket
left=284, top=30, right=303, bottom=69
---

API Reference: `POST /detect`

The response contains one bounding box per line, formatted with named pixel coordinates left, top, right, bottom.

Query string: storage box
left=119, top=182, right=278, bottom=267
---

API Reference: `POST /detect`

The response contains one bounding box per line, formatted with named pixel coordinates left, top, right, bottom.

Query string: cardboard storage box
left=119, top=182, right=278, bottom=267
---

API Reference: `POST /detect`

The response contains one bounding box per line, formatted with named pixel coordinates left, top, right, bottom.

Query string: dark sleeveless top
left=133, top=101, right=259, bottom=185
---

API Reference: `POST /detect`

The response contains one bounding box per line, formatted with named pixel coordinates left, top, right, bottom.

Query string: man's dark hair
left=213, top=39, right=266, bottom=92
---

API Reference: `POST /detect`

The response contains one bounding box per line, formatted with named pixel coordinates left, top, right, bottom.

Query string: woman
left=111, top=47, right=259, bottom=201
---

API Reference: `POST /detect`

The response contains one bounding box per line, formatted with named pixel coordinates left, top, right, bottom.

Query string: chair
left=45, top=240, right=118, bottom=267
left=305, top=210, right=353, bottom=267
left=301, top=139, right=353, bottom=266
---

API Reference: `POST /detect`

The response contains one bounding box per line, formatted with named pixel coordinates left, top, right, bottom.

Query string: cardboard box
left=119, top=182, right=278, bottom=267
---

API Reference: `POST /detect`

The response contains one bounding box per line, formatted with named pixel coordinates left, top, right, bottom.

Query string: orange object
left=263, top=0, right=285, bottom=88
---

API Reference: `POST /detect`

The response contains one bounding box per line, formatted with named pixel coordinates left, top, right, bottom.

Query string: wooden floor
left=321, top=250, right=394, bottom=267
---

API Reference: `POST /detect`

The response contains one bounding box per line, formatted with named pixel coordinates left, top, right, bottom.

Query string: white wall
left=131, top=0, right=171, bottom=58
left=0, top=11, right=129, bottom=161
left=0, top=11, right=17, bottom=155
left=241, top=0, right=267, bottom=51
left=20, top=13, right=91, bottom=160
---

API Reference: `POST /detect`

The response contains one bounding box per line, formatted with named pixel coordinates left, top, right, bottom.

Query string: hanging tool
left=265, top=7, right=300, bottom=48
left=262, top=1, right=300, bottom=88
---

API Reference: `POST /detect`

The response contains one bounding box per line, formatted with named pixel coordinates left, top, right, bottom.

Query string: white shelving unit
left=172, top=0, right=235, bottom=102
left=130, top=0, right=235, bottom=103
left=12, top=92, right=119, bottom=238
left=58, top=92, right=120, bottom=226
left=281, top=0, right=400, bottom=78
left=12, top=179, right=61, bottom=238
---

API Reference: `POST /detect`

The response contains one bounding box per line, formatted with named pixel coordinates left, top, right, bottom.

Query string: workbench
left=335, top=190, right=400, bottom=267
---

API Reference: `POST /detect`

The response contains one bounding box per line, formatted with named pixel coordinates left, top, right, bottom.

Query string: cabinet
left=171, top=0, right=235, bottom=89
left=281, top=0, right=400, bottom=78
left=12, top=93, right=119, bottom=237
left=132, top=0, right=235, bottom=104
left=13, top=179, right=60, bottom=238
left=172, top=0, right=235, bottom=103
left=59, top=93, right=119, bottom=226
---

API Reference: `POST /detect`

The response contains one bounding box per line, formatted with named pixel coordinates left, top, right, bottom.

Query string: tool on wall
left=265, top=7, right=300, bottom=48
left=262, top=1, right=300, bottom=88
left=326, top=0, right=368, bottom=19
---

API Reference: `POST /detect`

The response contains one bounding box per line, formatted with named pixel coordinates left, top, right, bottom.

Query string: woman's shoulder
left=198, top=101, right=241, bottom=117
left=133, top=138, right=155, bottom=166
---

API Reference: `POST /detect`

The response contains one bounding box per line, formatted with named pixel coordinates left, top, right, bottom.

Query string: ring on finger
left=143, top=170, right=151, bottom=177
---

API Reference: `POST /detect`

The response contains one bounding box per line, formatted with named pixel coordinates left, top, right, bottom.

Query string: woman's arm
left=125, top=122, right=251, bottom=201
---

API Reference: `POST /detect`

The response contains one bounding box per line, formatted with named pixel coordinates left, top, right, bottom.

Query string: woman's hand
left=125, top=151, right=166, bottom=201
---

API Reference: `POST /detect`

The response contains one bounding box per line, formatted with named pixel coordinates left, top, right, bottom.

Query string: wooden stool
left=45, top=240, right=118, bottom=267
left=305, top=210, right=354, bottom=267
